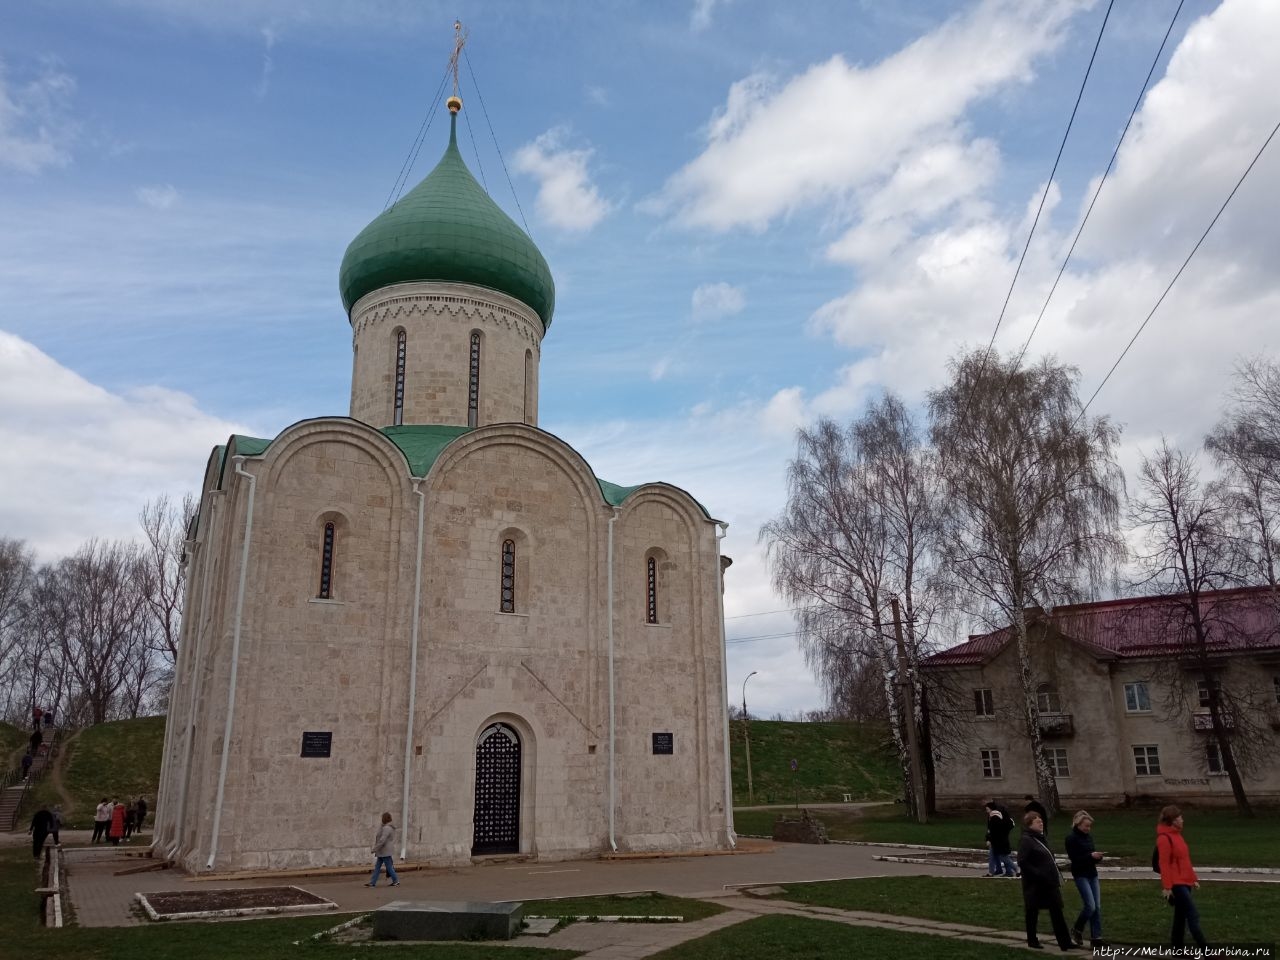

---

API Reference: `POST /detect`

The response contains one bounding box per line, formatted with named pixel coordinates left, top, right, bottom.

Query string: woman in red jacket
left=108, top=799, right=126, bottom=846
left=1156, top=805, right=1206, bottom=948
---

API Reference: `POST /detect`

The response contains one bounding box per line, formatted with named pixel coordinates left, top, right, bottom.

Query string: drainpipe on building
left=206, top=457, right=256, bottom=870
left=715, top=521, right=736, bottom=848
left=169, top=492, right=220, bottom=860
left=606, top=507, right=620, bottom=852
left=400, top=479, right=426, bottom=861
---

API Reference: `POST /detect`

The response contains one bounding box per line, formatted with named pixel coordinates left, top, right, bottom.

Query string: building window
left=1133, top=744, right=1161, bottom=777
left=980, top=749, right=1002, bottom=779
left=1046, top=747, right=1070, bottom=778
left=318, top=522, right=336, bottom=599
left=468, top=331, right=481, bottom=428
left=974, top=688, right=995, bottom=718
left=1036, top=683, right=1062, bottom=714
left=1196, top=678, right=1222, bottom=709
left=1124, top=682, right=1151, bottom=713
left=393, top=329, right=406, bottom=426
left=646, top=556, right=658, bottom=624
left=500, top=539, right=515, bottom=613
left=1206, top=741, right=1225, bottom=775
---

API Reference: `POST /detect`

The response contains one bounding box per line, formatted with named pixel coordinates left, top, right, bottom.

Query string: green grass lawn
left=519, top=893, right=725, bottom=922
left=0, top=848, right=579, bottom=960
left=770, top=876, right=1280, bottom=943
left=29, top=716, right=166, bottom=827
left=729, top=720, right=898, bottom=805
left=735, top=803, right=1280, bottom=868
left=650, top=914, right=1015, bottom=960
left=1, top=720, right=27, bottom=772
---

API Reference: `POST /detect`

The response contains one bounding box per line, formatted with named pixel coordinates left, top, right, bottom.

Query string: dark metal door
left=472, top=723, right=521, bottom=855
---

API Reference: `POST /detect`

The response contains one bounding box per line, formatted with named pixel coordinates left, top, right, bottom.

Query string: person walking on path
left=1025, top=795, right=1050, bottom=840
left=984, top=801, right=1017, bottom=877
left=29, top=727, right=43, bottom=756
left=1018, top=811, right=1075, bottom=951
left=32, top=705, right=42, bottom=729
left=1065, top=811, right=1105, bottom=947
left=1157, top=805, right=1207, bottom=948
left=124, top=800, right=137, bottom=839
left=108, top=799, right=126, bottom=846
left=21, top=750, right=33, bottom=780
left=365, top=812, right=400, bottom=887
left=50, top=804, right=63, bottom=847
left=92, top=798, right=111, bottom=843
left=136, top=796, right=149, bottom=831
left=28, top=805, right=54, bottom=859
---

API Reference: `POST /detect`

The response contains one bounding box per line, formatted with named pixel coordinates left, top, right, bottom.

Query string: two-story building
left=922, top=587, right=1280, bottom=807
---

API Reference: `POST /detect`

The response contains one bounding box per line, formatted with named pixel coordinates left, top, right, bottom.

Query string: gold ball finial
left=447, top=95, right=462, bottom=114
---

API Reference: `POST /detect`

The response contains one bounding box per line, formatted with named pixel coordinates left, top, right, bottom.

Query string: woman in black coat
left=1018, top=811, right=1076, bottom=950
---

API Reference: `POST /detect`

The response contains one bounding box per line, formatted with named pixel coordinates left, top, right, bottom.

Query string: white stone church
left=153, top=98, right=734, bottom=872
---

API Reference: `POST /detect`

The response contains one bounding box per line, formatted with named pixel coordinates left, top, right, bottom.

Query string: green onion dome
left=339, top=113, right=555, bottom=329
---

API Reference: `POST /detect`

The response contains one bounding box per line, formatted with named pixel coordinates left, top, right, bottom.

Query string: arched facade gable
left=424, top=423, right=603, bottom=537
left=617, top=484, right=715, bottom=540
left=257, top=417, right=411, bottom=498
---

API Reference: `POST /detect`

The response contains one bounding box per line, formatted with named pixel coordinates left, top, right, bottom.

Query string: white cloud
left=256, top=25, right=277, bottom=99
left=586, top=85, right=610, bottom=107
left=652, top=0, right=1087, bottom=232
left=0, top=330, right=245, bottom=560
left=691, top=281, right=746, bottom=321
left=690, top=0, right=730, bottom=32
left=136, top=183, right=180, bottom=210
left=514, top=128, right=612, bottom=232
left=0, top=57, right=77, bottom=174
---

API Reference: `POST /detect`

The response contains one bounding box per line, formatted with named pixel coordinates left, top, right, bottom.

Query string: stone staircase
left=2, top=726, right=60, bottom=831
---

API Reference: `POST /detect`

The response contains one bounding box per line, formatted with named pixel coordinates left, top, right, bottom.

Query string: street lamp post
left=742, top=671, right=758, bottom=806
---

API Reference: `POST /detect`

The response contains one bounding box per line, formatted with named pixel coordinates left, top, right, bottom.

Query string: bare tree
left=761, top=393, right=945, bottom=817
left=929, top=350, right=1125, bottom=814
left=139, top=493, right=196, bottom=666
left=1206, top=358, right=1280, bottom=603
left=0, top=538, right=35, bottom=721
left=1130, top=440, right=1266, bottom=817
left=33, top=539, right=153, bottom=725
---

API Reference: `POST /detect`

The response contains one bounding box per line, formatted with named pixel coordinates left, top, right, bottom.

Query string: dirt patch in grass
left=141, top=886, right=332, bottom=918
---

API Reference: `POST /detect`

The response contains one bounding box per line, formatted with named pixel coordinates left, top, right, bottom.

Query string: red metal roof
left=923, top=586, right=1280, bottom=667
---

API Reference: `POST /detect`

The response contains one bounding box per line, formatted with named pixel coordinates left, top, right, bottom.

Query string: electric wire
left=1079, top=117, right=1280, bottom=420
left=1009, top=0, right=1186, bottom=373
left=463, top=48, right=534, bottom=238
left=384, top=63, right=453, bottom=211
left=462, top=106, right=490, bottom=193
left=960, top=0, right=1115, bottom=413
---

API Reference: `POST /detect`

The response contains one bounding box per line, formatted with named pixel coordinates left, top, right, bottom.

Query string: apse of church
left=152, top=79, right=733, bottom=873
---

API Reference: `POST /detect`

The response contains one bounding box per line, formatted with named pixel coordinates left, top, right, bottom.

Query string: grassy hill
left=0, top=721, right=26, bottom=773
left=29, top=716, right=166, bottom=827
left=729, top=719, right=899, bottom=806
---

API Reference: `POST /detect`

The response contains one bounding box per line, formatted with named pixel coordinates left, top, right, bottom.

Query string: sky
left=2, top=0, right=1278, bottom=718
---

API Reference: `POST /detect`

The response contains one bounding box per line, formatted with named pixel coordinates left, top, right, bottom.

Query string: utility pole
left=742, top=671, right=757, bottom=806
left=892, top=596, right=927, bottom=824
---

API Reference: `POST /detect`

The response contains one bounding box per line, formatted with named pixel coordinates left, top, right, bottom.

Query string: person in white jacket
left=365, top=812, right=400, bottom=887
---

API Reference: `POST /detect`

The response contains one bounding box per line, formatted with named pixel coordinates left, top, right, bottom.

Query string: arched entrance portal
left=472, top=722, right=521, bottom=855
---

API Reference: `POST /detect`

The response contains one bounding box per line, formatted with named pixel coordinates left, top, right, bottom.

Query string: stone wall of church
left=158, top=419, right=730, bottom=873
left=349, top=282, right=542, bottom=429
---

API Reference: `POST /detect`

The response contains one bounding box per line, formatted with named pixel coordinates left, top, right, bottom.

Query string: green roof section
left=339, top=113, right=556, bottom=328
left=210, top=423, right=712, bottom=518
left=381, top=424, right=473, bottom=476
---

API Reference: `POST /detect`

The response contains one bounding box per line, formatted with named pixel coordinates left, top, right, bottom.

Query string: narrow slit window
left=318, top=522, right=335, bottom=599
left=500, top=539, right=515, bottom=613
left=646, top=556, right=658, bottom=624
left=393, top=330, right=406, bottom=426
left=468, top=331, right=481, bottom=428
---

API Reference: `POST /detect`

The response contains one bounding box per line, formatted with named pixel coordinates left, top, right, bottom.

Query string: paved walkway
left=54, top=838, right=1280, bottom=956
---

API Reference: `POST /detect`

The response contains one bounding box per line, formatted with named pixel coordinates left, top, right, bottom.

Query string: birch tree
left=929, top=351, right=1124, bottom=814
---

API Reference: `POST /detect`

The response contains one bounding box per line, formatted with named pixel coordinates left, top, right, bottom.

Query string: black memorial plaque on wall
left=652, top=732, right=674, bottom=755
left=300, top=731, right=332, bottom=758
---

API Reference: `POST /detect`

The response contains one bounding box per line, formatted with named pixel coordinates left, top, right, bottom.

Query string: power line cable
left=1079, top=117, right=1280, bottom=419
left=463, top=48, right=533, bottom=238
left=1009, top=0, right=1186, bottom=373
left=959, top=0, right=1115, bottom=412
left=463, top=105, right=490, bottom=193
left=384, top=63, right=453, bottom=211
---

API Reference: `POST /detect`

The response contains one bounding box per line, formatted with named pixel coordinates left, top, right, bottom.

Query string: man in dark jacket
left=1019, top=811, right=1075, bottom=950
left=1025, top=795, right=1050, bottom=840
left=984, top=800, right=1017, bottom=876
left=28, top=805, right=54, bottom=859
